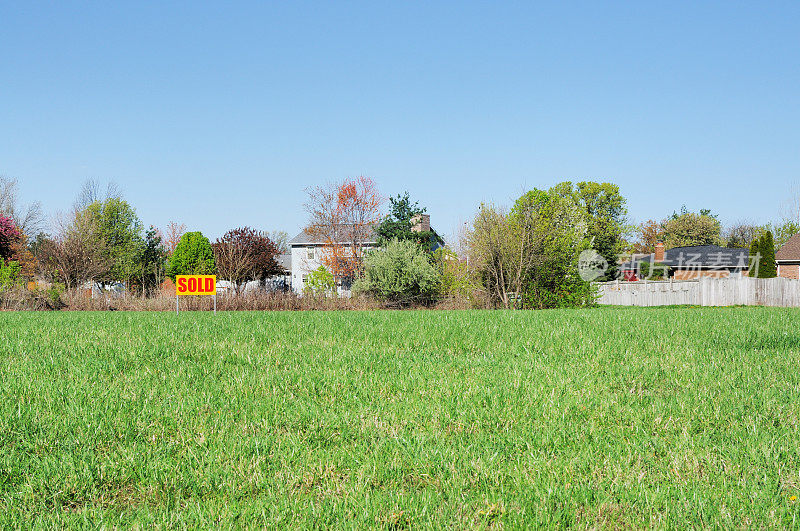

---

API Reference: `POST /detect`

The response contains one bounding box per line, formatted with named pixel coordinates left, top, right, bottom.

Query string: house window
left=307, top=249, right=315, bottom=260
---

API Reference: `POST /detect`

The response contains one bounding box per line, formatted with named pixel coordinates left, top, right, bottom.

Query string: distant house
left=287, top=225, right=380, bottom=295
left=286, top=214, right=440, bottom=295
left=621, top=242, right=750, bottom=280
left=776, top=234, right=800, bottom=279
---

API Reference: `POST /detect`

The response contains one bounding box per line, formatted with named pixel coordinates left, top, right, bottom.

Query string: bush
left=639, top=261, right=668, bottom=280
left=353, top=239, right=440, bottom=306
left=46, top=283, right=65, bottom=307
left=304, top=266, right=335, bottom=296
left=432, top=248, right=478, bottom=303
left=0, top=260, right=21, bottom=289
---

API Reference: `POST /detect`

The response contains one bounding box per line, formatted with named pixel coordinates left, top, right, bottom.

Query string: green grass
left=2, top=308, right=800, bottom=528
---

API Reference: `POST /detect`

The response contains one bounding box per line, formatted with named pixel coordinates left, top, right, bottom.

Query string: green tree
left=167, top=231, right=216, bottom=278
left=376, top=192, right=443, bottom=249
left=639, top=261, right=667, bottom=280
left=140, top=226, right=166, bottom=295
left=304, top=265, right=335, bottom=296
left=662, top=211, right=722, bottom=249
left=760, top=231, right=777, bottom=278
left=353, top=239, right=440, bottom=305
left=468, top=189, right=592, bottom=309
left=511, top=189, right=593, bottom=308
left=749, top=238, right=760, bottom=277
left=763, top=220, right=800, bottom=248
left=551, top=181, right=628, bottom=280
left=79, top=197, right=145, bottom=284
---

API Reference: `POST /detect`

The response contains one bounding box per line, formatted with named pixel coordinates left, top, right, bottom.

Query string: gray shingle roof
left=289, top=224, right=380, bottom=246
left=622, top=245, right=749, bottom=269
left=276, top=254, right=291, bottom=271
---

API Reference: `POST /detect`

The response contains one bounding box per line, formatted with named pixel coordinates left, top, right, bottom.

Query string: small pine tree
left=760, top=230, right=777, bottom=278
left=749, top=238, right=760, bottom=277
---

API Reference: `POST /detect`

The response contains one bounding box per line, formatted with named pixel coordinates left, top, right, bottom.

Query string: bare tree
left=164, top=221, right=186, bottom=255
left=779, top=183, right=800, bottom=224
left=304, top=176, right=383, bottom=282
left=267, top=230, right=289, bottom=254
left=0, top=175, right=45, bottom=237
left=723, top=220, right=762, bottom=249
left=74, top=179, right=121, bottom=210
left=36, top=213, right=111, bottom=290
left=467, top=205, right=514, bottom=307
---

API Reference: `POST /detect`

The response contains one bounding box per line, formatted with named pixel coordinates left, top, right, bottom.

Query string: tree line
left=1, top=174, right=798, bottom=309
left=0, top=179, right=289, bottom=296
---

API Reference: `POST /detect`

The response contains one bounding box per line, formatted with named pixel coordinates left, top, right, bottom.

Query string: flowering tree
left=304, top=176, right=383, bottom=282
left=0, top=215, right=22, bottom=260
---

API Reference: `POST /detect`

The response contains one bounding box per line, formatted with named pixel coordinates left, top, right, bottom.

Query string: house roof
left=289, top=224, right=379, bottom=246
left=276, top=253, right=291, bottom=271
left=776, top=233, right=800, bottom=262
left=621, top=245, right=749, bottom=269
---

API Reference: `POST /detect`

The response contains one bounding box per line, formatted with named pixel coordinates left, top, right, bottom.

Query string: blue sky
left=2, top=1, right=798, bottom=240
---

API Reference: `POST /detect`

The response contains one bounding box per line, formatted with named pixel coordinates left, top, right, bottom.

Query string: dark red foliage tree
left=213, top=227, right=282, bottom=293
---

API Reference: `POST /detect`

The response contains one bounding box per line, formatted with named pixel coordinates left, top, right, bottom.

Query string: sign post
left=175, top=275, right=217, bottom=315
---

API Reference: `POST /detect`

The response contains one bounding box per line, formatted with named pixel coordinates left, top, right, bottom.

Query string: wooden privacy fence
left=595, top=277, right=800, bottom=307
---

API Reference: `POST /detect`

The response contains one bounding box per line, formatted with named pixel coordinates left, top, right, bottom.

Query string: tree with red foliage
left=213, top=227, right=282, bottom=294
left=632, top=219, right=665, bottom=254
left=0, top=215, right=22, bottom=261
left=304, top=176, right=383, bottom=282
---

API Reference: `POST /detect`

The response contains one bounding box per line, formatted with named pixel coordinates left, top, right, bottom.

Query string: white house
left=287, top=214, right=439, bottom=295
left=288, top=225, right=379, bottom=295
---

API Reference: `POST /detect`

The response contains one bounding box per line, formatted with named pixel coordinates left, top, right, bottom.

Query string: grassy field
left=2, top=308, right=800, bottom=528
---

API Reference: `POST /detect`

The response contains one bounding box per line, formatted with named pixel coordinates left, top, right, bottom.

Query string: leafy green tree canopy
left=763, top=220, right=800, bottom=249
left=549, top=181, right=628, bottom=280
left=662, top=208, right=721, bottom=249
left=80, top=197, right=144, bottom=283
left=469, top=188, right=592, bottom=309
left=167, top=231, right=216, bottom=278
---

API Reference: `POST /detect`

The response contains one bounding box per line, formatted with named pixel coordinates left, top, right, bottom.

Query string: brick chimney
left=411, top=214, right=430, bottom=233
left=654, top=242, right=665, bottom=262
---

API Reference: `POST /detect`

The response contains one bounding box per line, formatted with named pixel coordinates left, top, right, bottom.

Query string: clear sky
left=2, top=1, right=798, bottom=241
